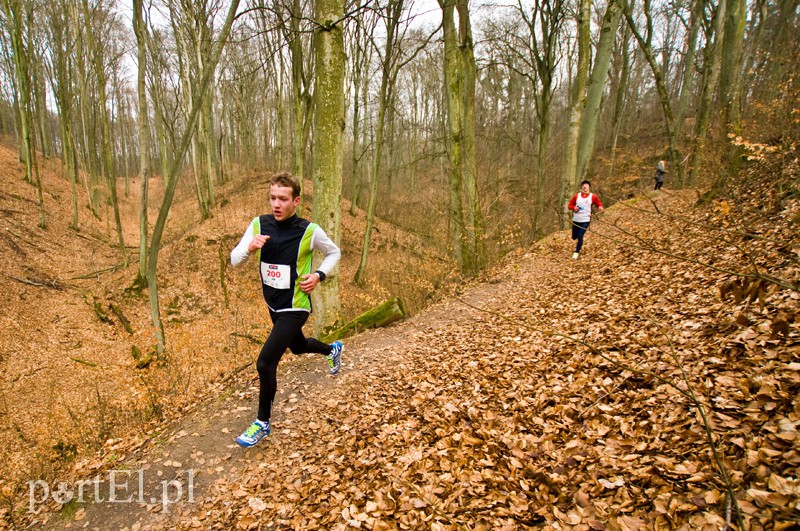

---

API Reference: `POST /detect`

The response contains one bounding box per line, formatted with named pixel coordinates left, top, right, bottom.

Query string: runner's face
left=581, top=183, right=591, bottom=193
left=270, top=185, right=300, bottom=221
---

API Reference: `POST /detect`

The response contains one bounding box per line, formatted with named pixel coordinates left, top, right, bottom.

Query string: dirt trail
left=33, top=277, right=508, bottom=530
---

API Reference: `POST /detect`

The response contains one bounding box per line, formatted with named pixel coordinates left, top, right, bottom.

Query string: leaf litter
left=7, top=150, right=800, bottom=529
left=111, top=161, right=797, bottom=530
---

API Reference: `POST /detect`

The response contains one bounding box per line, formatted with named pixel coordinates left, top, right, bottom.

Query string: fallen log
left=323, top=297, right=407, bottom=342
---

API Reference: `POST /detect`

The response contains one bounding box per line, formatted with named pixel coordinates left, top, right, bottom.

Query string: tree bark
left=440, top=0, right=465, bottom=271
left=560, top=0, right=590, bottom=229
left=719, top=0, right=747, bottom=171
left=311, top=0, right=346, bottom=333
left=576, top=0, right=623, bottom=183
left=134, top=0, right=151, bottom=284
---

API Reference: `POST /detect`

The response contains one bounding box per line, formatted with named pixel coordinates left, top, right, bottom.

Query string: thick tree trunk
left=311, top=0, right=346, bottom=334
left=576, top=0, right=622, bottom=183
left=719, top=0, right=747, bottom=171
left=440, top=0, right=465, bottom=271
left=560, top=0, right=590, bottom=229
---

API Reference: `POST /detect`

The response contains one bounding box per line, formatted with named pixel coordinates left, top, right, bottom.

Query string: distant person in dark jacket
left=654, top=160, right=666, bottom=190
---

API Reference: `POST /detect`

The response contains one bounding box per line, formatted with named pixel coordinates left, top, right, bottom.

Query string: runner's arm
left=567, top=194, right=579, bottom=211
left=230, top=218, right=258, bottom=267
left=311, top=227, right=341, bottom=278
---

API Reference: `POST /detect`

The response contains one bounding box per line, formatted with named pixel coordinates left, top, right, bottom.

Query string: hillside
left=0, top=140, right=458, bottom=519
left=6, top=142, right=798, bottom=529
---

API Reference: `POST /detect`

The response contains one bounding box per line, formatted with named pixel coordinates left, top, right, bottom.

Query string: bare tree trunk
left=83, top=0, right=126, bottom=265
left=355, top=0, right=404, bottom=285
left=311, top=0, right=346, bottom=334
left=73, top=1, right=100, bottom=217
left=134, top=0, right=151, bottom=284
left=688, top=0, right=727, bottom=186
left=170, top=6, right=210, bottom=219
left=146, top=0, right=240, bottom=357
left=281, top=0, right=312, bottom=179
left=516, top=0, right=565, bottom=241
left=2, top=0, right=45, bottom=227
left=45, top=0, right=79, bottom=229
left=675, top=0, right=704, bottom=143
left=352, top=54, right=372, bottom=215
left=561, top=0, right=590, bottom=229
left=347, top=5, right=375, bottom=217
left=457, top=0, right=486, bottom=272
left=609, top=22, right=630, bottom=163
left=440, top=0, right=465, bottom=271
left=576, top=0, right=622, bottom=183
left=719, top=0, right=747, bottom=171
left=624, top=0, right=680, bottom=183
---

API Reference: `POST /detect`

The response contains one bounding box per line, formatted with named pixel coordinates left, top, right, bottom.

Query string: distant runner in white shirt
left=567, top=180, right=604, bottom=259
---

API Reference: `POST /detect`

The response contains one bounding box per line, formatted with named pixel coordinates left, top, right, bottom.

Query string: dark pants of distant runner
left=256, top=309, right=330, bottom=422
left=654, top=171, right=665, bottom=190
left=571, top=221, right=590, bottom=253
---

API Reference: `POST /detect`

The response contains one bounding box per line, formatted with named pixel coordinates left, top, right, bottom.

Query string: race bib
left=261, top=263, right=291, bottom=289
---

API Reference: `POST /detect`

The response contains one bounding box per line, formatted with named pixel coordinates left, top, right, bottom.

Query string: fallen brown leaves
left=168, top=156, right=798, bottom=529
left=5, top=147, right=799, bottom=529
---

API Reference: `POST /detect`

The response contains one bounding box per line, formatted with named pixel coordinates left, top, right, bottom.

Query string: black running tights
left=256, top=310, right=330, bottom=422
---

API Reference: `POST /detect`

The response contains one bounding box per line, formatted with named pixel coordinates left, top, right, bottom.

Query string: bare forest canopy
left=0, top=0, right=796, bottom=270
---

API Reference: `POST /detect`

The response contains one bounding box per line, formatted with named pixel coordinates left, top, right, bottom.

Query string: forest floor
left=0, top=140, right=457, bottom=528
left=2, top=140, right=799, bottom=529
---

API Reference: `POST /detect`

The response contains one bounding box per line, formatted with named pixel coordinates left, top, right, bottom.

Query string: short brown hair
left=269, top=172, right=301, bottom=198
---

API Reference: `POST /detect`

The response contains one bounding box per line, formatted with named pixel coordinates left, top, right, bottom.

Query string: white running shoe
left=235, top=419, right=270, bottom=447
left=327, top=341, right=343, bottom=375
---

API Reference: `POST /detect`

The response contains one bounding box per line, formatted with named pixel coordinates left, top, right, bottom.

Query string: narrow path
left=37, top=295, right=474, bottom=530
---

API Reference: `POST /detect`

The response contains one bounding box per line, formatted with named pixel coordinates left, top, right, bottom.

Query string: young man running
left=230, top=172, right=343, bottom=448
left=567, top=180, right=604, bottom=259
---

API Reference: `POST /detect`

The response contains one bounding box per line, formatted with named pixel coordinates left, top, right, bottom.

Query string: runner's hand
left=248, top=235, right=269, bottom=253
left=299, top=273, right=319, bottom=293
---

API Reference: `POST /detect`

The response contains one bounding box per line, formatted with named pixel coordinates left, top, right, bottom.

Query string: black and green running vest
left=255, top=214, right=319, bottom=312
